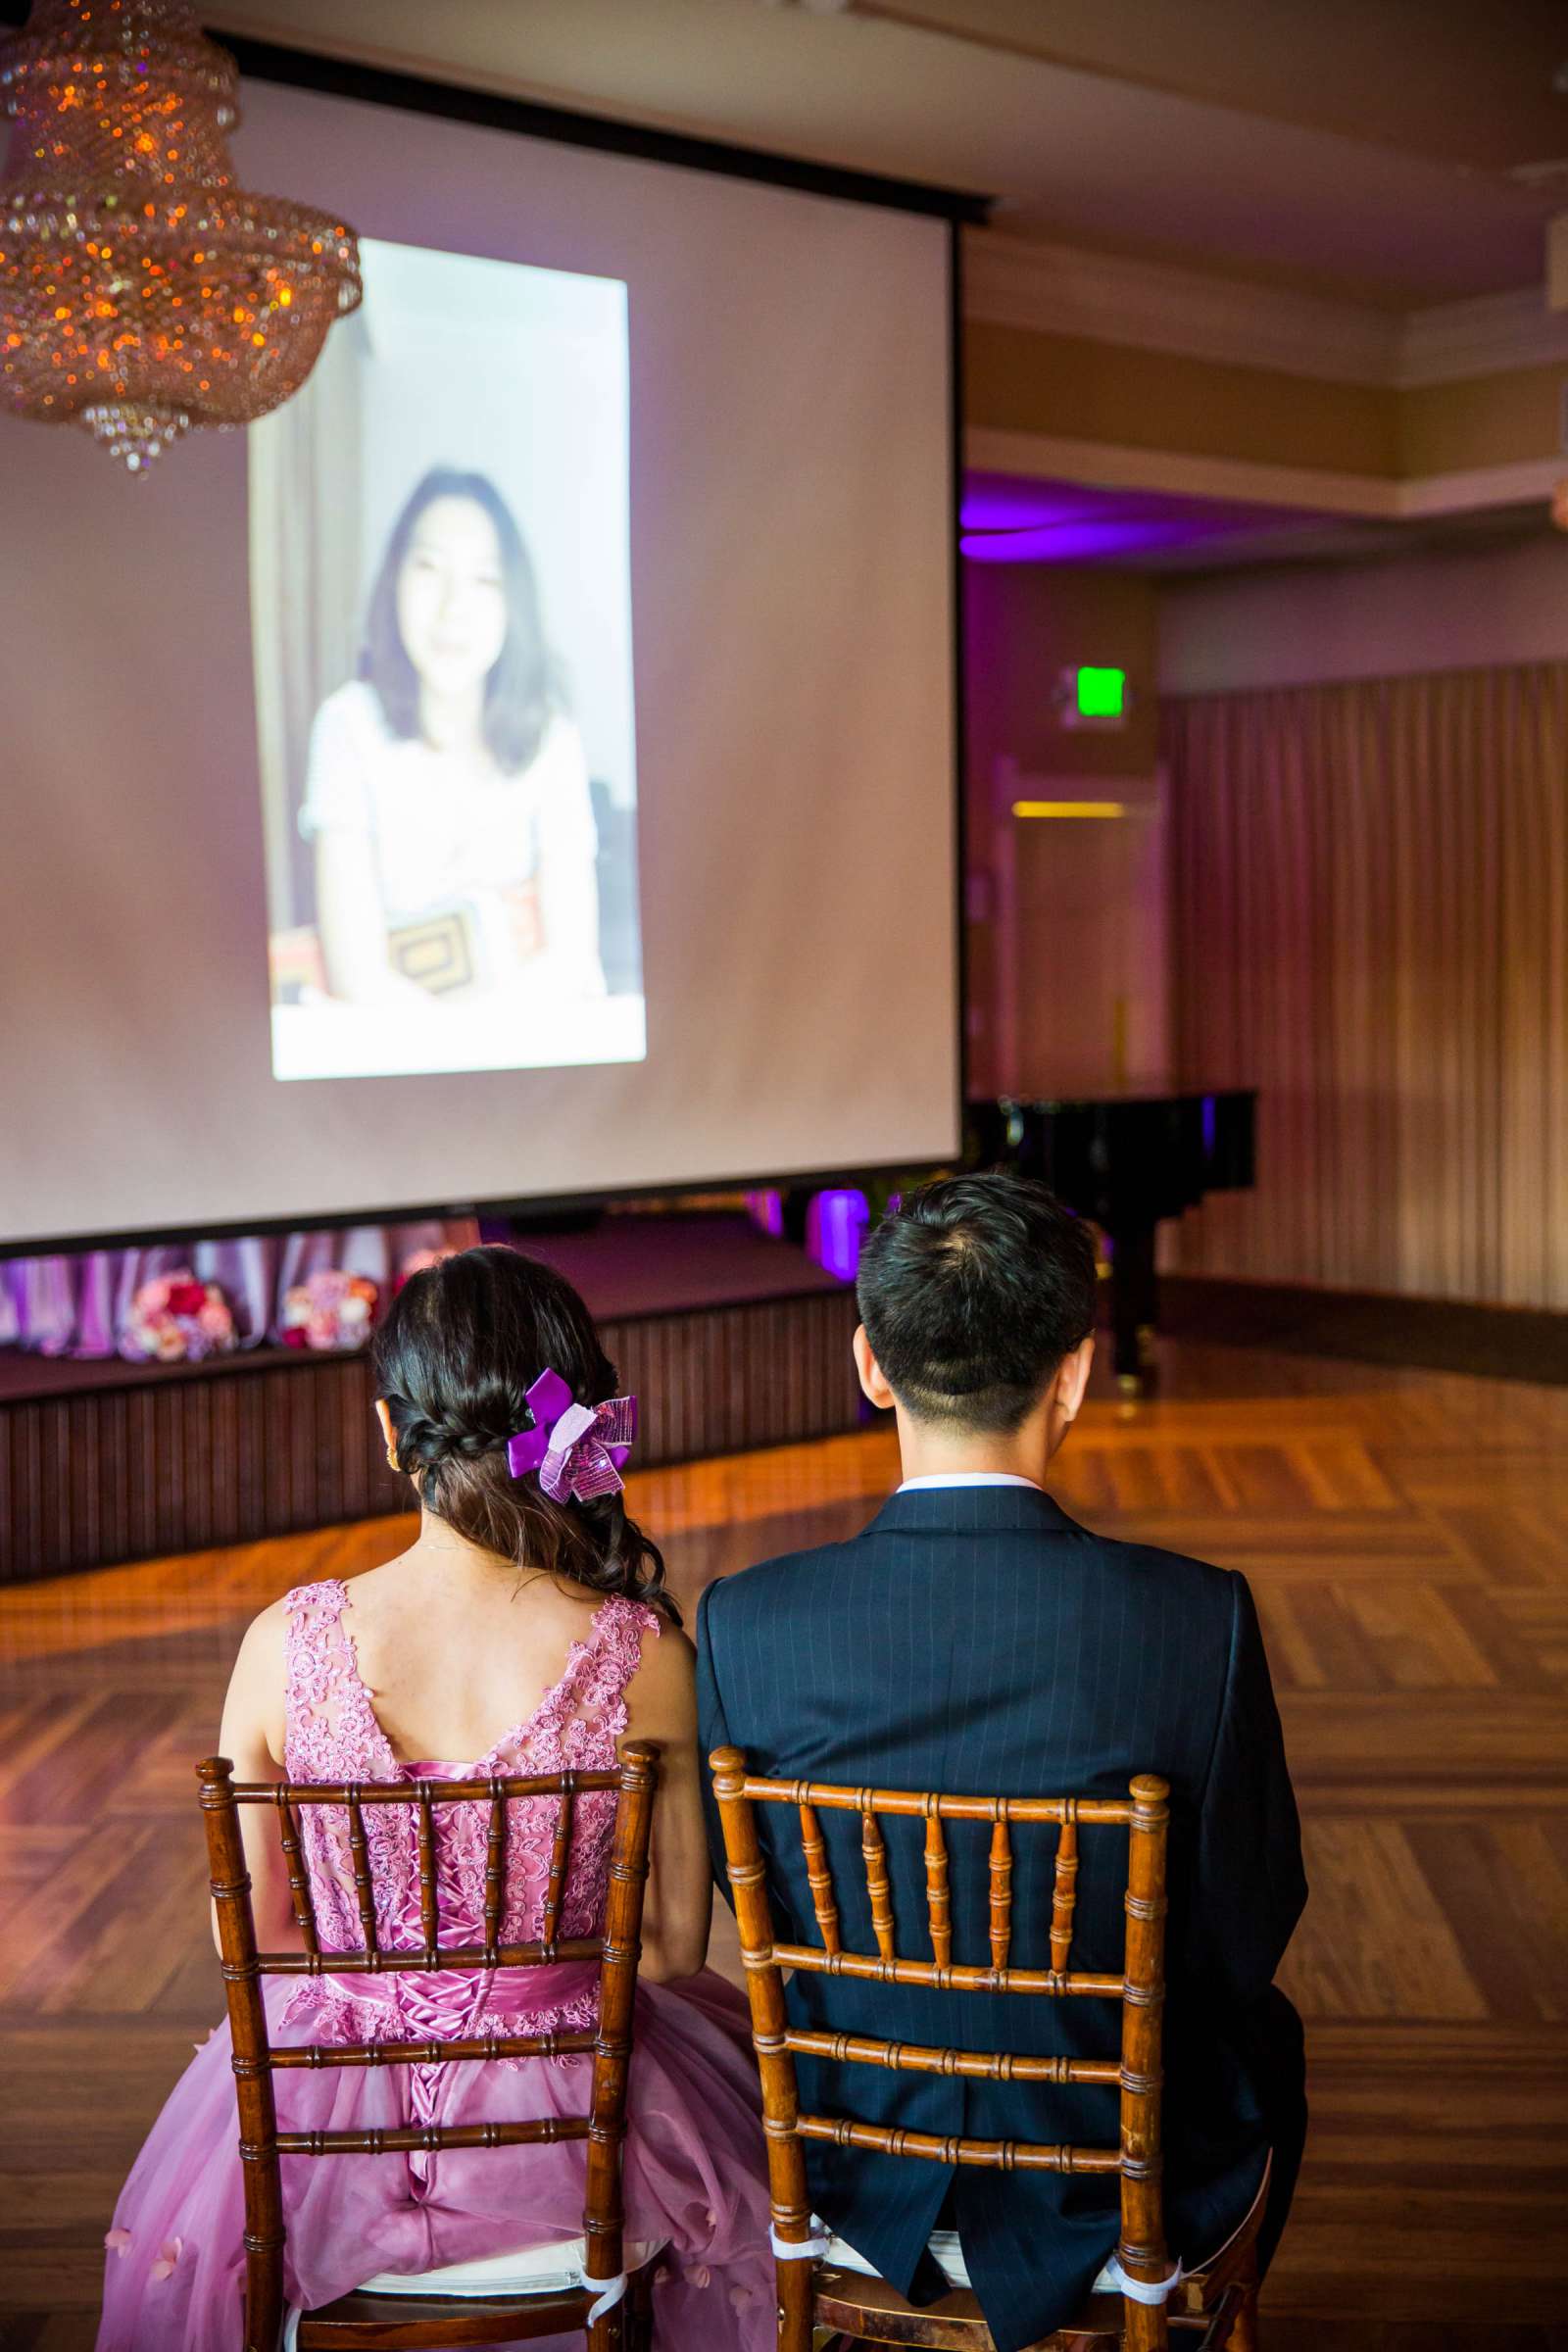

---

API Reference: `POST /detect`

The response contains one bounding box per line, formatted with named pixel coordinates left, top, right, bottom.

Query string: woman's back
left=284, top=1573, right=659, bottom=1973
left=304, top=1546, right=626, bottom=1771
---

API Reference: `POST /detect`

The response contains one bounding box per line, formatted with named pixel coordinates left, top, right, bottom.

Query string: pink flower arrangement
left=279, top=1268, right=379, bottom=1352
left=121, top=1272, right=237, bottom=1364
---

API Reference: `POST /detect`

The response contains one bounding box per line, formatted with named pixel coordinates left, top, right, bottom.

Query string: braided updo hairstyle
left=371, top=1245, right=675, bottom=1622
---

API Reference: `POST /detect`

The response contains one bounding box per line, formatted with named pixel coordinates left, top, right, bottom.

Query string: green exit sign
left=1056, top=663, right=1131, bottom=730
left=1076, top=665, right=1126, bottom=718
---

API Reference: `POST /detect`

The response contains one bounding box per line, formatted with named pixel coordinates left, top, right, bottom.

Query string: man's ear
left=853, top=1324, right=897, bottom=1411
left=1056, top=1334, right=1095, bottom=1424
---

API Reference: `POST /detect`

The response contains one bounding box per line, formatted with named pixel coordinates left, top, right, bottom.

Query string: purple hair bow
left=506, top=1368, right=637, bottom=1503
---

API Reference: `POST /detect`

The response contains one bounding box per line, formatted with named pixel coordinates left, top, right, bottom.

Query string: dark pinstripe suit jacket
left=696, top=1483, right=1306, bottom=2352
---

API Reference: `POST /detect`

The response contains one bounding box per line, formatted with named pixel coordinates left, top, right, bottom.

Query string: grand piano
left=968, top=1088, right=1256, bottom=1388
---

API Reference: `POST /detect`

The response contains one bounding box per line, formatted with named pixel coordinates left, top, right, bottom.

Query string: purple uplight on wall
left=960, top=483, right=1100, bottom=534
left=746, top=1189, right=785, bottom=1238
left=805, top=1189, right=870, bottom=1283
left=962, top=515, right=1248, bottom=564
left=960, top=470, right=1324, bottom=566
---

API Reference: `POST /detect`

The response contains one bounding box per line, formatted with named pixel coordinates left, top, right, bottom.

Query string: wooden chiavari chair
left=198, top=1742, right=662, bottom=2352
left=710, top=1755, right=1265, bottom=2352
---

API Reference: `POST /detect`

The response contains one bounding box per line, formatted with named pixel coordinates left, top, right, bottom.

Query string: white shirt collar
left=896, top=1472, right=1044, bottom=1493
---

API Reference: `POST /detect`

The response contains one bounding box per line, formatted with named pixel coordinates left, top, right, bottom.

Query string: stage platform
left=0, top=1215, right=862, bottom=1584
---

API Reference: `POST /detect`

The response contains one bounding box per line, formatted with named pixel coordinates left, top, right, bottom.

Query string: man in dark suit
left=697, top=1171, right=1306, bottom=2352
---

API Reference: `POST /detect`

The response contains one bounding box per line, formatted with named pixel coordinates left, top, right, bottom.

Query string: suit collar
left=859, top=1483, right=1083, bottom=1541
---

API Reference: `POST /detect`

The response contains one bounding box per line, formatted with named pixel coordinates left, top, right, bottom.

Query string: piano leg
left=1107, top=1221, right=1159, bottom=1392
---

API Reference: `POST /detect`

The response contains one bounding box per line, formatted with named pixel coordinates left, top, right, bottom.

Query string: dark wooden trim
left=228, top=32, right=990, bottom=223
left=1160, top=1273, right=1568, bottom=1387
left=0, top=1288, right=861, bottom=1583
left=1, top=1152, right=949, bottom=1264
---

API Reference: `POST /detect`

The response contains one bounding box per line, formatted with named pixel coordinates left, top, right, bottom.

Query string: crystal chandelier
left=0, top=0, right=362, bottom=470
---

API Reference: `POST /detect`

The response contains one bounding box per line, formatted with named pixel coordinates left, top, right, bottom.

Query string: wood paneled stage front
left=0, top=1216, right=862, bottom=1584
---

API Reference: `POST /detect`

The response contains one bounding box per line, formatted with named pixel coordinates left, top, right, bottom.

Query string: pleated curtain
left=1163, top=662, right=1568, bottom=1309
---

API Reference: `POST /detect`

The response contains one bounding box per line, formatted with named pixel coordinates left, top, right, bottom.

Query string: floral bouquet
left=121, top=1272, right=237, bottom=1364
left=279, top=1268, right=379, bottom=1352
left=395, top=1246, right=456, bottom=1293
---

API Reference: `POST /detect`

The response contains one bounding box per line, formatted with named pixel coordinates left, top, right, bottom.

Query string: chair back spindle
left=988, top=1814, right=1012, bottom=1974
left=483, top=1778, right=509, bottom=1958
left=343, top=1789, right=380, bottom=1958
left=415, top=1784, right=440, bottom=1951
left=543, top=1776, right=577, bottom=1952
left=799, top=1799, right=841, bottom=1955
left=923, top=1804, right=952, bottom=1970
left=1051, top=1806, right=1080, bottom=1977
left=859, top=1803, right=897, bottom=1962
left=274, top=1792, right=320, bottom=1960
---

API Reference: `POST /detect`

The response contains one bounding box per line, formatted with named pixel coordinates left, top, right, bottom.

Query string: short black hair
left=855, top=1170, right=1098, bottom=1434
left=360, top=466, right=561, bottom=773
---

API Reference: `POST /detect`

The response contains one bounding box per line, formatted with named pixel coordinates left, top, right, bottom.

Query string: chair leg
left=777, top=2253, right=815, bottom=2352
left=587, top=2295, right=626, bottom=2352
left=627, top=2263, right=656, bottom=2352
left=1228, top=2276, right=1260, bottom=2352
left=1125, top=2302, right=1169, bottom=2352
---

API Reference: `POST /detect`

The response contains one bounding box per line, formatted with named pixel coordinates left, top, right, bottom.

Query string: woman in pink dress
left=98, top=1246, right=772, bottom=2350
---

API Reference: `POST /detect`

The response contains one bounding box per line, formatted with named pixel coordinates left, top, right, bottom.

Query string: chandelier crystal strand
left=0, top=0, right=361, bottom=470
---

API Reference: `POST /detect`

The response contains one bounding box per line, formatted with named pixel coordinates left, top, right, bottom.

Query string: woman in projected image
left=302, top=466, right=607, bottom=1006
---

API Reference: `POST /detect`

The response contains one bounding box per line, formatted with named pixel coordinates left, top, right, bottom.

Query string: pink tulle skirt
left=96, top=1970, right=773, bottom=2352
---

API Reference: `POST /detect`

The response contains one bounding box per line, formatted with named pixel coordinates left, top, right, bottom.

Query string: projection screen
left=0, top=70, right=960, bottom=1249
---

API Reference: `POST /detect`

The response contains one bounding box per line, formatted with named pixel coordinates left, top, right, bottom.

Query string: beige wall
left=966, top=321, right=1559, bottom=484
left=967, top=320, right=1397, bottom=476
left=1397, top=363, right=1562, bottom=478
left=1159, top=532, right=1568, bottom=694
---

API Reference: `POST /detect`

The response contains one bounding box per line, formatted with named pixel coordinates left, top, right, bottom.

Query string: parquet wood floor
left=2, top=1339, right=1566, bottom=2350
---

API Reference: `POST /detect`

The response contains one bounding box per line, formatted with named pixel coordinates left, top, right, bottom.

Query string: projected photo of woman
left=304, top=469, right=606, bottom=1009
left=256, top=236, right=643, bottom=1083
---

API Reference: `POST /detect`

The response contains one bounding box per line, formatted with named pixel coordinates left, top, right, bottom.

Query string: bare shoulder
left=220, top=1593, right=291, bottom=1764
left=330, top=1556, right=410, bottom=1623
left=629, top=1608, right=691, bottom=1684
left=232, top=1592, right=290, bottom=1679
left=624, top=1611, right=697, bottom=1736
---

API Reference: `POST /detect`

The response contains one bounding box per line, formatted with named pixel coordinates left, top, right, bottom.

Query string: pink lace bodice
left=279, top=1579, right=659, bottom=2049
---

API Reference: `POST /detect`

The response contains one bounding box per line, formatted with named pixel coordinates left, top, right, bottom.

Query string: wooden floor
left=2, top=1338, right=1566, bottom=2350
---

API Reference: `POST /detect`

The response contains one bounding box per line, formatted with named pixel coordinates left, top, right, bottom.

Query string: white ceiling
left=200, top=0, right=1568, bottom=309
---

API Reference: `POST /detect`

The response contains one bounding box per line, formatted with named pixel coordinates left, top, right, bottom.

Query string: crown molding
left=965, top=428, right=1561, bottom=522
left=962, top=229, right=1568, bottom=392
left=961, top=231, right=1399, bottom=385
left=964, top=426, right=1403, bottom=516
left=1396, top=454, right=1562, bottom=514
left=1396, top=287, right=1568, bottom=387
